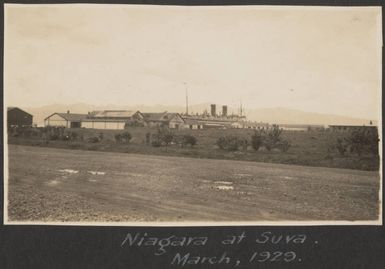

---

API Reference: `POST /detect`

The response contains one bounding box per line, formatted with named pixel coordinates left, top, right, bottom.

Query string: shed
left=81, top=119, right=127, bottom=130
left=183, top=119, right=204, bottom=130
left=143, top=112, right=185, bottom=129
left=82, top=110, right=145, bottom=129
left=7, top=107, right=33, bottom=128
left=89, top=110, right=144, bottom=120
left=44, top=112, right=87, bottom=128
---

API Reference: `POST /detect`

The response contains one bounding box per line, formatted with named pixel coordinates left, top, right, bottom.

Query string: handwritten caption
left=121, top=231, right=318, bottom=266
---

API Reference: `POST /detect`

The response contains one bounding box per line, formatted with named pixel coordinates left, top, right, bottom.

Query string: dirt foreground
left=6, top=145, right=380, bottom=223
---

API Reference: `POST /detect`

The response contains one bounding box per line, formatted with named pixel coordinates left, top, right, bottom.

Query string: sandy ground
left=6, top=145, right=380, bottom=223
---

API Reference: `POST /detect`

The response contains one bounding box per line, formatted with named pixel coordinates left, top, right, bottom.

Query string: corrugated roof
left=183, top=119, right=202, bottom=125
left=45, top=113, right=88, bottom=121
left=142, top=112, right=167, bottom=121
left=162, top=113, right=181, bottom=120
left=7, top=107, right=33, bottom=116
left=91, top=110, right=138, bottom=118
left=82, top=118, right=128, bottom=122
left=142, top=112, right=183, bottom=122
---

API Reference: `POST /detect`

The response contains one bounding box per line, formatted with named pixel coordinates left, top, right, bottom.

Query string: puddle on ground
left=88, top=171, right=106, bottom=175
left=58, top=169, right=79, bottom=174
left=214, top=181, right=233, bottom=185
left=215, top=185, right=234, bottom=190
left=47, top=179, right=60, bottom=186
left=281, top=176, right=294, bottom=180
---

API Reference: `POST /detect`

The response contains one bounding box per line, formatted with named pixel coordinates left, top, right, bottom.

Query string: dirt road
left=6, top=145, right=380, bottom=222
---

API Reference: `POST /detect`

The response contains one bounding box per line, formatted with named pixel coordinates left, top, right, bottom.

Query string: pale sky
left=4, top=4, right=382, bottom=119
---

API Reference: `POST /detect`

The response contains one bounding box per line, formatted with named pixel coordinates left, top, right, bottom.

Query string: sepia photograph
left=3, top=4, right=382, bottom=225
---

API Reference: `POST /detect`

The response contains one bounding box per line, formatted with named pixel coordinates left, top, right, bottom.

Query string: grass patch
left=8, top=127, right=379, bottom=171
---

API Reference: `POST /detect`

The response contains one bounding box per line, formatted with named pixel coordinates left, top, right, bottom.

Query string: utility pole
left=240, top=99, right=243, bottom=117
left=184, top=82, right=189, bottom=115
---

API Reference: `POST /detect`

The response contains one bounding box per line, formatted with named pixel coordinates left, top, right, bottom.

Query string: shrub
left=87, top=136, right=100, bottom=143
left=264, top=125, right=282, bottom=151
left=216, top=136, right=244, bottom=151
left=251, top=130, right=264, bottom=151
left=145, top=132, right=151, bottom=145
left=115, top=132, right=132, bottom=143
left=346, top=128, right=379, bottom=156
left=69, top=132, right=78, bottom=140
left=22, top=128, right=33, bottom=138
left=151, top=140, right=162, bottom=147
left=115, top=134, right=122, bottom=142
left=121, top=132, right=132, bottom=143
left=364, top=128, right=379, bottom=155
left=251, top=125, right=291, bottom=152
left=277, top=140, right=291, bottom=152
left=162, top=133, right=174, bottom=147
left=239, top=138, right=248, bottom=151
left=329, top=127, right=379, bottom=156
left=45, top=126, right=65, bottom=140
left=49, top=134, right=59, bottom=140
left=155, top=127, right=175, bottom=149
left=335, top=138, right=348, bottom=156
left=216, top=137, right=227, bottom=150
left=151, top=133, right=162, bottom=147
left=181, top=135, right=197, bottom=147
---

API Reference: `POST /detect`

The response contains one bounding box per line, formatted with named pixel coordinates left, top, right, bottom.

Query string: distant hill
left=243, top=107, right=376, bottom=126
left=16, top=103, right=376, bottom=126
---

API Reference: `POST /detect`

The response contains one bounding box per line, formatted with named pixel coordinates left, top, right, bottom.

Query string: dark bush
left=239, top=138, right=248, bottom=151
left=151, top=133, right=162, bottom=147
left=251, top=130, right=264, bottom=151
left=346, top=127, right=379, bottom=156
left=335, top=138, right=348, bottom=156
left=264, top=125, right=282, bottom=151
left=115, top=132, right=132, bottom=143
left=87, top=136, right=100, bottom=143
left=251, top=125, right=291, bottom=152
left=181, top=135, right=197, bottom=147
left=162, top=133, right=174, bottom=147
left=216, top=137, right=227, bottom=150
left=21, top=128, right=33, bottom=138
left=43, top=126, right=66, bottom=141
left=155, top=127, right=175, bottom=149
left=69, top=132, right=78, bottom=140
left=49, top=134, right=59, bottom=140
left=216, top=136, right=244, bottom=151
left=151, top=140, right=162, bottom=147
left=277, top=140, right=291, bottom=152
left=145, top=132, right=151, bottom=145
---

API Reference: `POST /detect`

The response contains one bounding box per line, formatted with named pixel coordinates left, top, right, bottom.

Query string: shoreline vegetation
left=7, top=126, right=380, bottom=171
